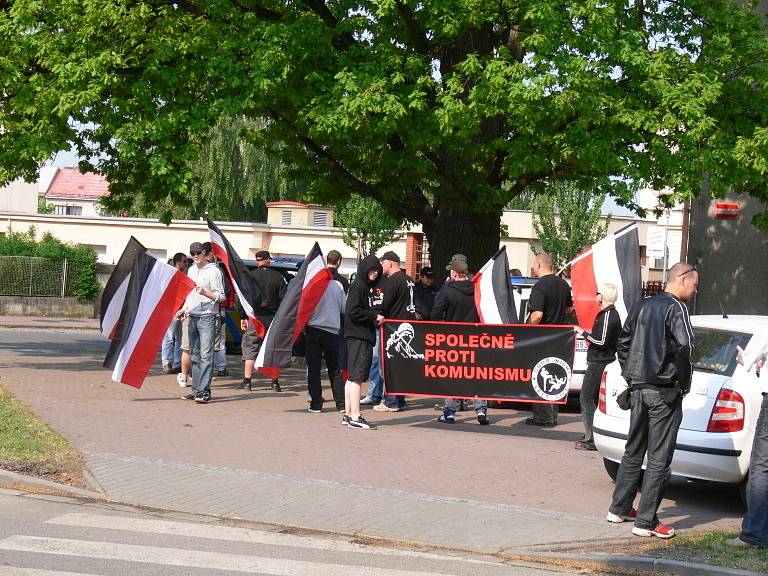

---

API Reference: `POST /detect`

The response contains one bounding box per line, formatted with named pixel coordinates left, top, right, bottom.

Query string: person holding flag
left=240, top=251, right=286, bottom=391
left=177, top=241, right=226, bottom=404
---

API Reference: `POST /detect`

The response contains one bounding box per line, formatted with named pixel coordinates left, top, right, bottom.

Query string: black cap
left=254, top=250, right=271, bottom=261
left=379, top=250, right=400, bottom=263
left=189, top=242, right=204, bottom=254
left=420, top=266, right=433, bottom=277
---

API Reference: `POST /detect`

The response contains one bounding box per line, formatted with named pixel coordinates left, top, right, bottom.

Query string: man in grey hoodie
left=306, top=269, right=347, bottom=413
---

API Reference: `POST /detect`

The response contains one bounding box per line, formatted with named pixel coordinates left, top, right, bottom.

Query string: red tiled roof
left=266, top=201, right=324, bottom=208
left=45, top=168, right=109, bottom=200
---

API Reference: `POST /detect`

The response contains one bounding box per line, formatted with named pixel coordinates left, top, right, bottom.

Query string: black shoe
left=271, top=379, right=282, bottom=392
left=477, top=412, right=490, bottom=425
left=575, top=441, right=597, bottom=451
left=181, top=393, right=196, bottom=400
left=437, top=413, right=455, bottom=424
left=194, top=392, right=211, bottom=404
left=170, top=366, right=182, bottom=374
left=214, top=369, right=229, bottom=378
left=525, top=417, right=556, bottom=427
left=239, top=381, right=252, bottom=391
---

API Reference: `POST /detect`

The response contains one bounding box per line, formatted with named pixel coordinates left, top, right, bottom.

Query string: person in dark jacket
left=326, top=249, right=349, bottom=294
left=374, top=251, right=416, bottom=412
left=413, top=267, right=437, bottom=320
left=606, top=262, right=697, bottom=540
left=574, top=283, right=622, bottom=450
left=239, top=250, right=287, bottom=391
left=343, top=254, right=383, bottom=430
left=432, top=254, right=489, bottom=425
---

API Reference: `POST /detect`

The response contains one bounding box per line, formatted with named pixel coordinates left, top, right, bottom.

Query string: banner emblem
left=386, top=323, right=424, bottom=359
left=531, top=357, right=571, bottom=401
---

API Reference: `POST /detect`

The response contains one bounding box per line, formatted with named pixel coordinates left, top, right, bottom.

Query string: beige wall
left=0, top=178, right=38, bottom=214
left=266, top=205, right=334, bottom=228
left=1, top=205, right=682, bottom=282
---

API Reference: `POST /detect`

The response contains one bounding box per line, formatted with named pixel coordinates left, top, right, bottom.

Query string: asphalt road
left=0, top=328, right=745, bottom=534
left=0, top=489, right=591, bottom=575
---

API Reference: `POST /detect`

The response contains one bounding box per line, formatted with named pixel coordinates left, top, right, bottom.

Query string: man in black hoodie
left=432, top=254, right=489, bottom=425
left=343, top=254, right=383, bottom=430
left=373, top=251, right=416, bottom=412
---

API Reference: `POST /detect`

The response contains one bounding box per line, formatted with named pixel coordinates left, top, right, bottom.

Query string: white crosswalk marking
left=0, top=570, right=98, bottom=576
left=45, top=512, right=494, bottom=565
left=0, top=535, right=462, bottom=576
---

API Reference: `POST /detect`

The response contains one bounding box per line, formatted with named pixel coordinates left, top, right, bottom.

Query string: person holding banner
left=239, top=251, right=286, bottom=392
left=526, top=252, right=573, bottom=427
left=374, top=251, right=417, bottom=413
left=574, top=283, right=621, bottom=450
left=343, top=254, right=383, bottom=429
left=432, top=254, right=489, bottom=425
left=607, top=262, right=697, bottom=539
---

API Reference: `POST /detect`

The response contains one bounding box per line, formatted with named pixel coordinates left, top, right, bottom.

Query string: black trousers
left=305, top=326, right=344, bottom=410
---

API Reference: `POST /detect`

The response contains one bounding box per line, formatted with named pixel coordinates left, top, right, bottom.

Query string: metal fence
left=0, top=255, right=81, bottom=298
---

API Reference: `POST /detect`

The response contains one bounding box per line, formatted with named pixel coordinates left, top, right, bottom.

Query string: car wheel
left=739, top=475, right=748, bottom=508
left=603, top=458, right=619, bottom=481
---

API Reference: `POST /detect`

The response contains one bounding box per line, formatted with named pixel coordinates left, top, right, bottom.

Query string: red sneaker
left=632, top=524, right=675, bottom=539
left=606, top=508, right=637, bottom=523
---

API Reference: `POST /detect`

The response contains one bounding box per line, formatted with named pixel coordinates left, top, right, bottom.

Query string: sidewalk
left=0, top=315, right=99, bottom=331
left=0, top=321, right=758, bottom=575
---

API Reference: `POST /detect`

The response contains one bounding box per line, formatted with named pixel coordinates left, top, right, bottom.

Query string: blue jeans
left=213, top=315, right=227, bottom=371
left=188, top=314, right=216, bottom=396
left=740, top=393, right=768, bottom=546
left=444, top=398, right=487, bottom=417
left=366, top=333, right=383, bottom=402
left=609, top=388, right=682, bottom=530
left=161, top=318, right=182, bottom=368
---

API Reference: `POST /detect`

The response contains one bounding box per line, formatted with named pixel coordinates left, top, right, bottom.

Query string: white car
left=594, top=315, right=767, bottom=500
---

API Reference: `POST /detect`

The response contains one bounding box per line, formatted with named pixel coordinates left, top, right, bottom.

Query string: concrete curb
left=522, top=551, right=764, bottom=576
left=0, top=468, right=105, bottom=500
left=1, top=466, right=762, bottom=576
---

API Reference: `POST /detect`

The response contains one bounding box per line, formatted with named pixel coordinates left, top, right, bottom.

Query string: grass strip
left=0, top=383, right=84, bottom=486
left=647, top=531, right=767, bottom=573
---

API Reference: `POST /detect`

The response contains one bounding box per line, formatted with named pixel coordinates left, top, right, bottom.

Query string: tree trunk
left=425, top=207, right=502, bottom=284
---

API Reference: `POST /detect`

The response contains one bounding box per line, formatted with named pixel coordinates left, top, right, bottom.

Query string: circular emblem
left=531, top=357, right=571, bottom=401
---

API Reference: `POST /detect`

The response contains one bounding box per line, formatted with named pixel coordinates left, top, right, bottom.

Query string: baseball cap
left=379, top=251, right=400, bottom=263
left=420, top=266, right=434, bottom=277
left=446, top=254, right=468, bottom=273
left=189, top=242, right=204, bottom=254
left=254, top=250, right=271, bottom=261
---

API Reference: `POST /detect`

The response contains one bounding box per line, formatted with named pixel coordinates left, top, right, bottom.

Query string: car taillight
left=598, top=372, right=607, bottom=413
left=707, top=389, right=745, bottom=433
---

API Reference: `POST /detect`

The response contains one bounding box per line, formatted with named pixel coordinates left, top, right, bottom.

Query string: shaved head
left=534, top=252, right=554, bottom=274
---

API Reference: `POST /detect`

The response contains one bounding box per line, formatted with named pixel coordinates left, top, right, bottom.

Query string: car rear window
left=692, top=328, right=752, bottom=376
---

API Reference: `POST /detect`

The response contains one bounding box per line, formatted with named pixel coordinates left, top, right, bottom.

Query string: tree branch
left=227, top=0, right=282, bottom=21
left=394, top=0, right=430, bottom=55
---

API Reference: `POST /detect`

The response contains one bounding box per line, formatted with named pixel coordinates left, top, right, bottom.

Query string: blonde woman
left=574, top=283, right=621, bottom=450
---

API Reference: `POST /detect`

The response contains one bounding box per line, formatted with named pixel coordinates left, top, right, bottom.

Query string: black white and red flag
left=256, top=242, right=332, bottom=378
left=472, top=246, right=518, bottom=324
left=103, top=252, right=196, bottom=388
left=207, top=219, right=266, bottom=337
left=100, top=236, right=146, bottom=340
left=570, top=222, right=642, bottom=328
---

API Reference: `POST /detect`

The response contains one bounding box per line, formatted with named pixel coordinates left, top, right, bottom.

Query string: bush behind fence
left=0, top=255, right=84, bottom=298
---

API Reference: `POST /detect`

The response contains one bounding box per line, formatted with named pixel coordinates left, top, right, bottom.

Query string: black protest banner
left=381, top=320, right=575, bottom=404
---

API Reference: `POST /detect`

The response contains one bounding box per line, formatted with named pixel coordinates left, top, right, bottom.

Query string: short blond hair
left=599, top=283, right=618, bottom=305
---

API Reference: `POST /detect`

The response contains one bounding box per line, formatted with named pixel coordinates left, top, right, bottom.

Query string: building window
left=281, top=210, right=292, bottom=225
left=53, top=205, right=82, bottom=216
left=313, top=211, right=328, bottom=227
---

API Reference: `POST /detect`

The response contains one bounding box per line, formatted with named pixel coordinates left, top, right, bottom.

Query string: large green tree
left=2, top=1, right=768, bottom=269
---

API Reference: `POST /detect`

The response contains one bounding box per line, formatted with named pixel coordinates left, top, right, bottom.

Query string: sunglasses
left=190, top=251, right=202, bottom=256
left=676, top=265, right=697, bottom=278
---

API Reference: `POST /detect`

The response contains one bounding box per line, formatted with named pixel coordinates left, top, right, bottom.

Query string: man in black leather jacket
left=606, top=262, right=697, bottom=540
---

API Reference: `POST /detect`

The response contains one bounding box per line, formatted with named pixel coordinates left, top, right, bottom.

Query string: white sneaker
left=177, top=373, right=189, bottom=388
left=360, top=396, right=376, bottom=405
